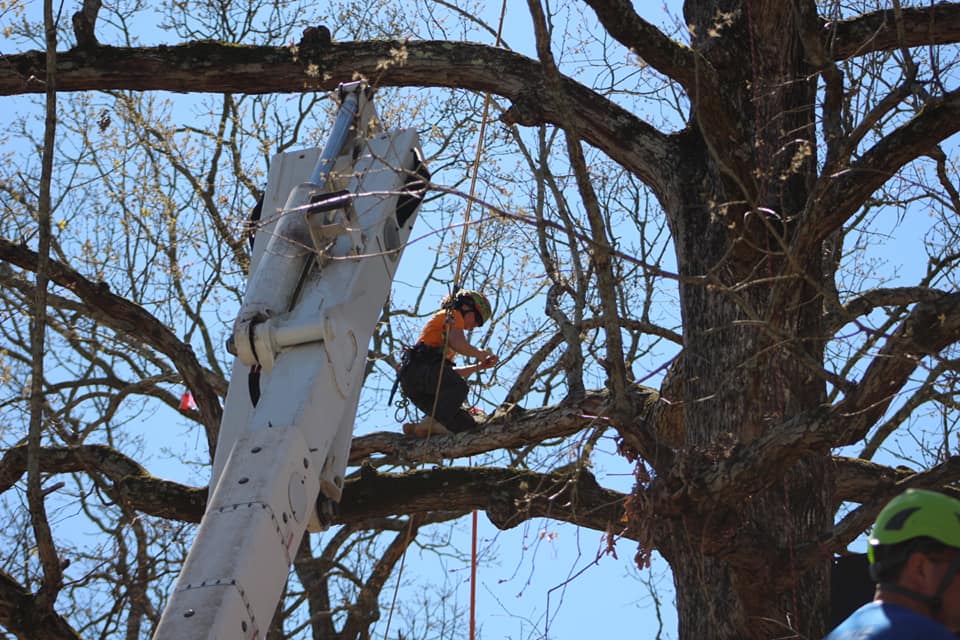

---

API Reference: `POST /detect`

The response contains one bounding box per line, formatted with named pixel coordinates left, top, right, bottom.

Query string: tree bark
left=649, top=2, right=831, bottom=637
left=4, top=1, right=960, bottom=637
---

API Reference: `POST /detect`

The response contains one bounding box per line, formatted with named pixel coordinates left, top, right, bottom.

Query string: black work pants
left=398, top=351, right=478, bottom=433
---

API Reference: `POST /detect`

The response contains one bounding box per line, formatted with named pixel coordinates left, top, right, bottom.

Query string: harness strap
left=388, top=343, right=444, bottom=405
left=875, top=551, right=960, bottom=615
left=931, top=549, right=960, bottom=613
left=388, top=374, right=401, bottom=406
left=872, top=544, right=960, bottom=617
left=877, top=582, right=941, bottom=611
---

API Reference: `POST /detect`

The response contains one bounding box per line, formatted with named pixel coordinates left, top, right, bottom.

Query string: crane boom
left=153, top=82, right=429, bottom=639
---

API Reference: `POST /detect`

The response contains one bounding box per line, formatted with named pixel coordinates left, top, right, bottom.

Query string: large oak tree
left=2, top=1, right=960, bottom=638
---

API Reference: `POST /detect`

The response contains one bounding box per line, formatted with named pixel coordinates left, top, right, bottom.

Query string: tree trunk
left=659, top=2, right=833, bottom=637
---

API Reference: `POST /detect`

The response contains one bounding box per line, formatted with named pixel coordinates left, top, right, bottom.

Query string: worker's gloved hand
left=478, top=352, right=498, bottom=369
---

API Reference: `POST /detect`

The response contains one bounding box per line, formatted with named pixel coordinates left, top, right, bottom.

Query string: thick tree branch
left=667, top=291, right=960, bottom=511
left=832, top=455, right=913, bottom=503
left=827, top=3, right=960, bottom=61
left=796, top=0, right=845, bottom=169
left=830, top=290, right=960, bottom=445
left=339, top=464, right=629, bottom=537
left=579, top=0, right=754, bottom=196
left=70, top=0, right=101, bottom=48
left=786, top=456, right=960, bottom=586
left=0, top=569, right=80, bottom=640
left=350, top=402, right=600, bottom=465
left=581, top=0, right=702, bottom=89
left=0, top=443, right=630, bottom=541
left=350, top=384, right=674, bottom=471
left=803, top=88, right=960, bottom=250
left=0, top=237, right=222, bottom=454
left=823, top=286, right=950, bottom=334
left=827, top=457, right=960, bottom=551
left=0, top=40, right=673, bottom=199
left=0, top=444, right=208, bottom=522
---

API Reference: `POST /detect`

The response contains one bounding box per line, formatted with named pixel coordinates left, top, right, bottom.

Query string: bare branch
left=0, top=237, right=223, bottom=454
left=803, top=88, right=960, bottom=249
left=828, top=3, right=960, bottom=61
left=832, top=455, right=913, bottom=504
left=0, top=40, right=674, bottom=198
left=27, top=0, right=62, bottom=611
left=823, top=456, right=960, bottom=553
left=0, top=569, right=80, bottom=640
left=823, top=286, right=950, bottom=334
left=350, top=384, right=673, bottom=472
left=527, top=0, right=630, bottom=409
left=338, top=516, right=422, bottom=640
left=0, top=444, right=207, bottom=522
left=831, top=291, right=960, bottom=445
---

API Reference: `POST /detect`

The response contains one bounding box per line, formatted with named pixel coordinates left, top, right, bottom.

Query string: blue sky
left=0, top=2, right=688, bottom=638
left=8, top=1, right=955, bottom=638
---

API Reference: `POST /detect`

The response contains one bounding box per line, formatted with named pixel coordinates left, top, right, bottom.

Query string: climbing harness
left=388, top=342, right=443, bottom=407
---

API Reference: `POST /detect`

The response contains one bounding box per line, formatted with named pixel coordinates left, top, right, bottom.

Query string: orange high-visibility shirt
left=416, top=309, right=465, bottom=361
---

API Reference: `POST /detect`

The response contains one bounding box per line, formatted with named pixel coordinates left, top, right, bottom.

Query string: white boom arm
left=153, top=83, right=428, bottom=640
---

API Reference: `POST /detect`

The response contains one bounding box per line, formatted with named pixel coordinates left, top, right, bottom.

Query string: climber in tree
left=397, top=289, right=497, bottom=437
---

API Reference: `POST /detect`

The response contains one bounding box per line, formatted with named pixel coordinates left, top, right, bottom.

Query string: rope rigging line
left=406, top=4, right=509, bottom=640
left=462, top=4, right=508, bottom=634
left=380, top=516, right=417, bottom=640
left=380, top=2, right=509, bottom=637
left=433, top=0, right=508, bottom=413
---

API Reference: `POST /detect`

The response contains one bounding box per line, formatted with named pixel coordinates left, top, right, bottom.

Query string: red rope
left=470, top=510, right=479, bottom=640
left=465, top=3, right=507, bottom=638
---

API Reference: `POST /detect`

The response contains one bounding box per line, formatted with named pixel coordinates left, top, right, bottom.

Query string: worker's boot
left=402, top=415, right=450, bottom=437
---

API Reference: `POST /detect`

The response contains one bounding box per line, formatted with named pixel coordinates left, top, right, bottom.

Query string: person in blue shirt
left=825, top=488, right=960, bottom=639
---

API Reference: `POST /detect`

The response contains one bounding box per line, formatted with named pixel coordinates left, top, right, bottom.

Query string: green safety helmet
left=457, top=289, right=492, bottom=327
left=867, top=488, right=960, bottom=565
